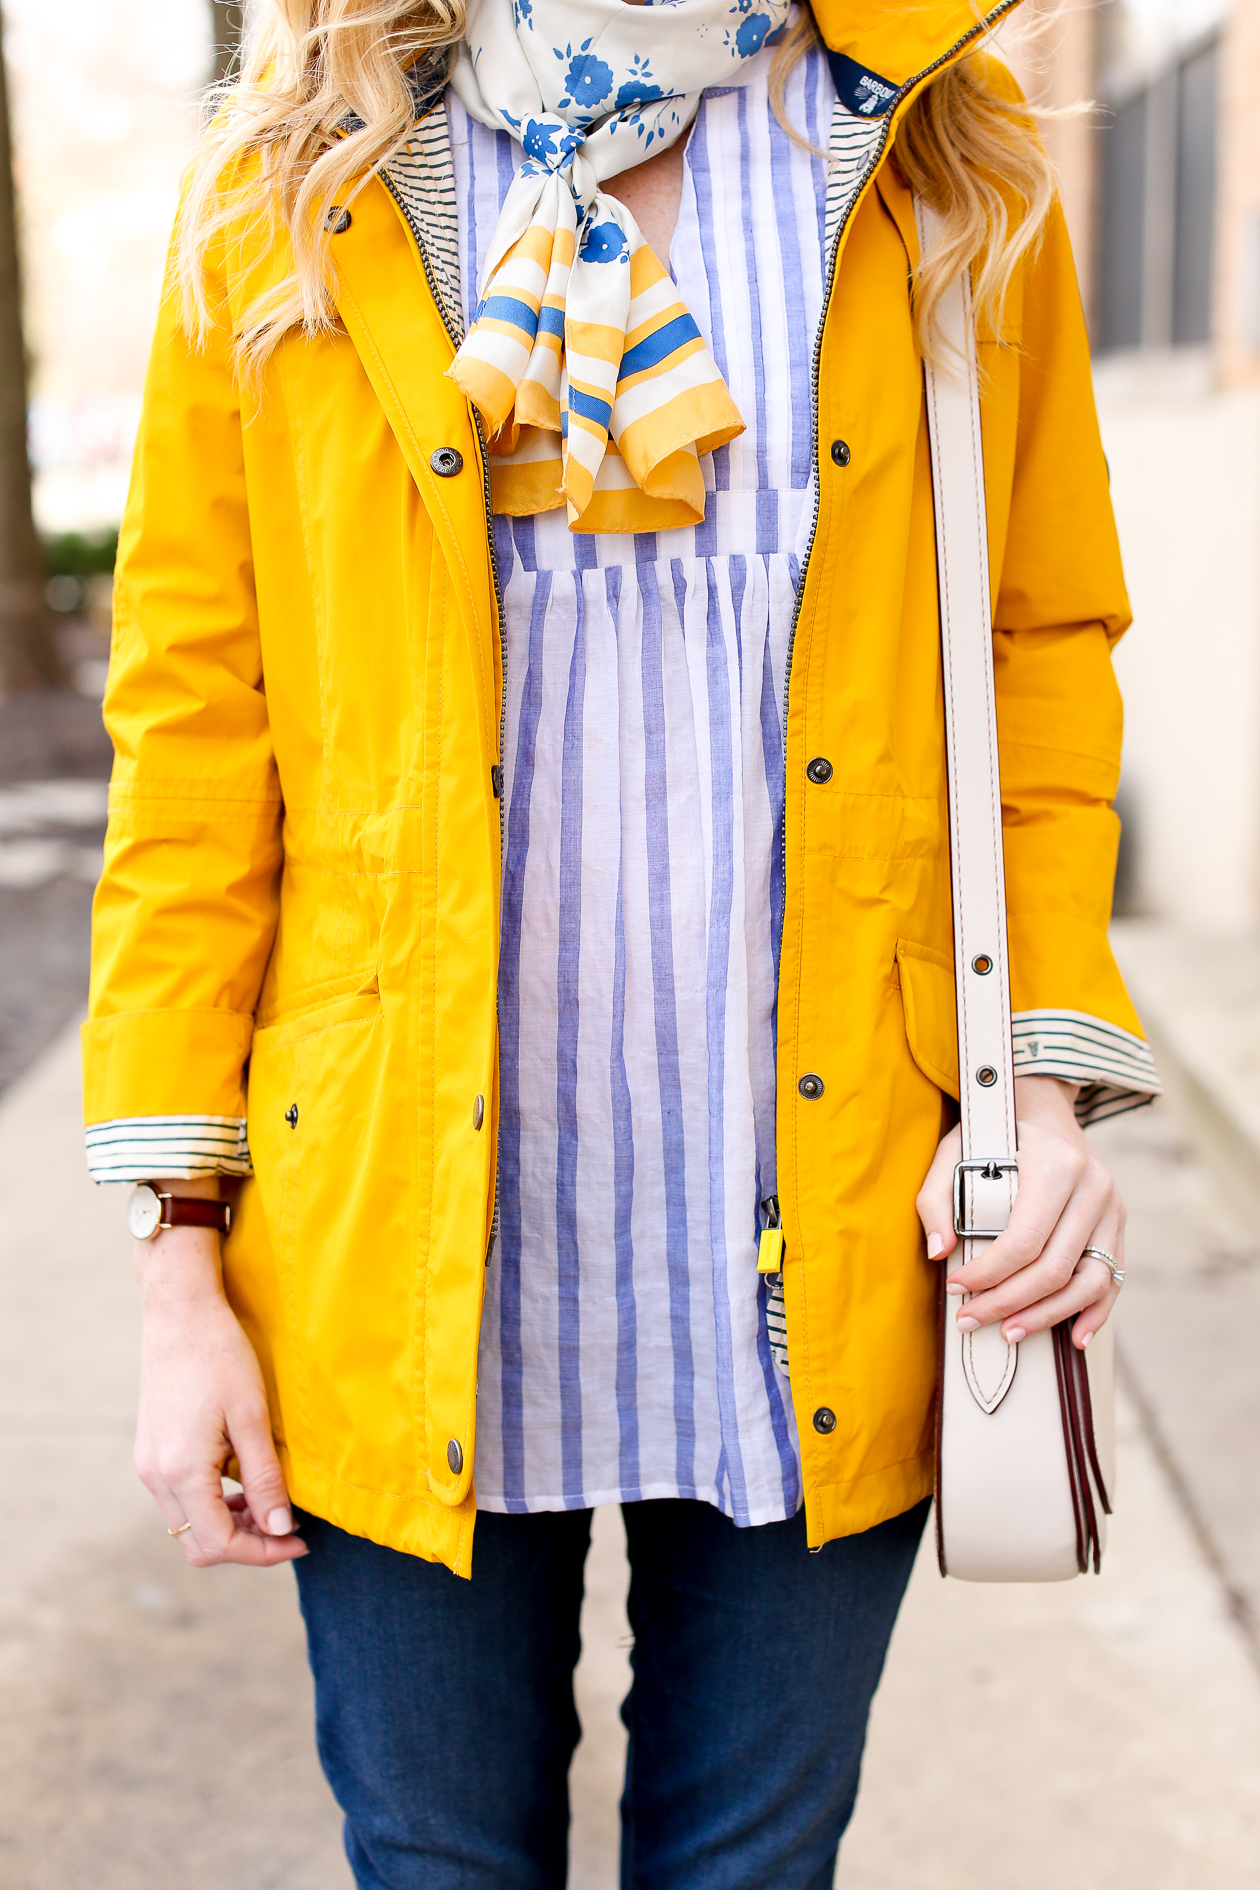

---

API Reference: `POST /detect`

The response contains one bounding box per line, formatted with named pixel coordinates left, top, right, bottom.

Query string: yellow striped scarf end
left=616, top=333, right=712, bottom=398
left=619, top=394, right=741, bottom=490
left=490, top=458, right=567, bottom=516
left=573, top=485, right=707, bottom=534
left=515, top=382, right=563, bottom=433
left=446, top=357, right=517, bottom=434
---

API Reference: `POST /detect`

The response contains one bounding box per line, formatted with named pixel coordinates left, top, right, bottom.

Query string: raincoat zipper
left=780, top=1, right=1020, bottom=883
left=379, top=163, right=508, bottom=1267
left=382, top=5, right=1018, bottom=1272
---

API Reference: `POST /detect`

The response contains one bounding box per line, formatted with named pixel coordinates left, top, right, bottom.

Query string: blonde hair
left=182, top=0, right=1054, bottom=375
left=770, top=14, right=1057, bottom=361
left=893, top=53, right=1056, bottom=358
left=178, top=2, right=465, bottom=377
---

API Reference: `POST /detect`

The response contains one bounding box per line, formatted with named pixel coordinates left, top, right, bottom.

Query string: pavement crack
left=1116, top=1338, right=1260, bottom=1682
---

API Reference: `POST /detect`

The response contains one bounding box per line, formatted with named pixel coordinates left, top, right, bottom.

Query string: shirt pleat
left=464, top=39, right=835, bottom=1523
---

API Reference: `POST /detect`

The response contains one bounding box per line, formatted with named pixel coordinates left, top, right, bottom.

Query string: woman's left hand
left=915, top=1074, right=1126, bottom=1350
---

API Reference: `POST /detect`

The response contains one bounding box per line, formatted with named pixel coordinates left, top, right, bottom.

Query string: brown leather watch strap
left=158, top=1194, right=232, bottom=1236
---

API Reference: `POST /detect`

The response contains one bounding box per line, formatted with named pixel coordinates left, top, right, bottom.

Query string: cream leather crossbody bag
left=917, top=203, right=1116, bottom=1582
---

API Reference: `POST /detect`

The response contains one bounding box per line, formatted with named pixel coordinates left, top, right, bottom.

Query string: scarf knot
left=446, top=0, right=789, bottom=532
left=521, top=117, right=586, bottom=171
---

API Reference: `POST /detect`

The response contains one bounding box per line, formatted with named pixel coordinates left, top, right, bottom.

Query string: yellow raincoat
left=85, top=0, right=1142, bottom=1574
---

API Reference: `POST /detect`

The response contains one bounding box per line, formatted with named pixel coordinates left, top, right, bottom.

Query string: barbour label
left=827, top=51, right=899, bottom=116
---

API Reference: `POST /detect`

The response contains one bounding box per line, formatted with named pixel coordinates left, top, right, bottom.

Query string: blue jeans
left=294, top=1496, right=927, bottom=1890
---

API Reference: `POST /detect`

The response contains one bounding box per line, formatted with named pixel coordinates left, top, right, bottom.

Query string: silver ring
left=1082, top=1244, right=1125, bottom=1287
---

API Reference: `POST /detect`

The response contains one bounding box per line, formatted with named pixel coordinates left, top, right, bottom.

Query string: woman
left=85, top=0, right=1159, bottom=1880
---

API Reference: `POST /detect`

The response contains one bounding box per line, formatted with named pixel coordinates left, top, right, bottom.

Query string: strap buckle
left=952, top=1157, right=1018, bottom=1239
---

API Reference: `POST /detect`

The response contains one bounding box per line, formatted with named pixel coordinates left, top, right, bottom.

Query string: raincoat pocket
left=896, top=938, right=959, bottom=1099
left=245, top=982, right=424, bottom=1497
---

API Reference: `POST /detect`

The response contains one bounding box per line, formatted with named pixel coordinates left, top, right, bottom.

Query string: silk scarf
left=447, top=0, right=790, bottom=531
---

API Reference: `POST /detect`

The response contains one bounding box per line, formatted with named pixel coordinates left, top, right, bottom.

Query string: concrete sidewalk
left=2, top=1022, right=1258, bottom=1888
left=0, top=1023, right=345, bottom=1888
left=1113, top=917, right=1260, bottom=1218
left=1110, top=918, right=1260, bottom=1631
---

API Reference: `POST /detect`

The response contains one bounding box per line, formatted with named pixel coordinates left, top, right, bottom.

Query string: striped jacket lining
left=386, top=107, right=464, bottom=342
left=85, top=1115, right=253, bottom=1183
left=1013, top=1009, right=1160, bottom=1128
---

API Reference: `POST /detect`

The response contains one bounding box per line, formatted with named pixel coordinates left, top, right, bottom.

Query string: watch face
left=128, top=1185, right=162, bottom=1241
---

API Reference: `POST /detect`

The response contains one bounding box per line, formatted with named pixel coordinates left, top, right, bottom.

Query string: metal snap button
left=975, top=1066, right=998, bottom=1087
left=806, top=756, right=833, bottom=785
left=447, top=1438, right=464, bottom=1475
left=830, top=439, right=851, bottom=467
left=285, top=1104, right=299, bottom=1128
left=325, top=206, right=352, bottom=234
left=812, top=1406, right=837, bottom=1435
left=430, top=446, right=464, bottom=478
left=798, top=1073, right=825, bottom=1100
left=971, top=954, right=993, bottom=975
left=472, top=1094, right=485, bottom=1131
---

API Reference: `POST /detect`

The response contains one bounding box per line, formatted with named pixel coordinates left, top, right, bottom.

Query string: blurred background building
left=1005, top=0, right=1258, bottom=937
left=9, top=0, right=208, bottom=535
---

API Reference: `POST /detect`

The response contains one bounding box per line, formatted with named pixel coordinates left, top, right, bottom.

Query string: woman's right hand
left=132, top=1189, right=307, bottom=1569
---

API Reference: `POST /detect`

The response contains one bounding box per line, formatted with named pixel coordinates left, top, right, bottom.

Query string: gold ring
left=167, top=1521, right=193, bottom=1537
left=1082, top=1243, right=1125, bottom=1286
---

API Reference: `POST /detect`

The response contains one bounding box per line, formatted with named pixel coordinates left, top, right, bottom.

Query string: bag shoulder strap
left=915, top=199, right=1018, bottom=1346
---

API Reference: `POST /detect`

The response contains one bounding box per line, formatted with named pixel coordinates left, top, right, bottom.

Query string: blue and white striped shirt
left=456, top=46, right=834, bottom=1523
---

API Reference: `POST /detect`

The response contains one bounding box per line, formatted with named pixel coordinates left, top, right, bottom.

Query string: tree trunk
left=0, top=2, right=56, bottom=691
left=211, top=1, right=246, bottom=87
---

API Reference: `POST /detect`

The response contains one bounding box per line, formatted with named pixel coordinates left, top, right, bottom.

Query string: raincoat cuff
left=84, top=1115, right=253, bottom=1184
left=82, top=1007, right=255, bottom=1174
left=1011, top=1009, right=1161, bottom=1127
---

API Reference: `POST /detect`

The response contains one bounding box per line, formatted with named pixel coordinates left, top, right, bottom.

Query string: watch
left=127, top=1185, right=232, bottom=1241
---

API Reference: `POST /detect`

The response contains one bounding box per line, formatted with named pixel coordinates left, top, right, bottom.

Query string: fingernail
left=945, top=1278, right=966, bottom=1295
left=956, top=1314, right=981, bottom=1332
left=268, top=1507, right=294, bottom=1536
left=926, top=1231, right=943, bottom=1259
left=1080, top=1331, right=1094, bottom=1349
left=1004, top=1325, right=1026, bottom=1344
